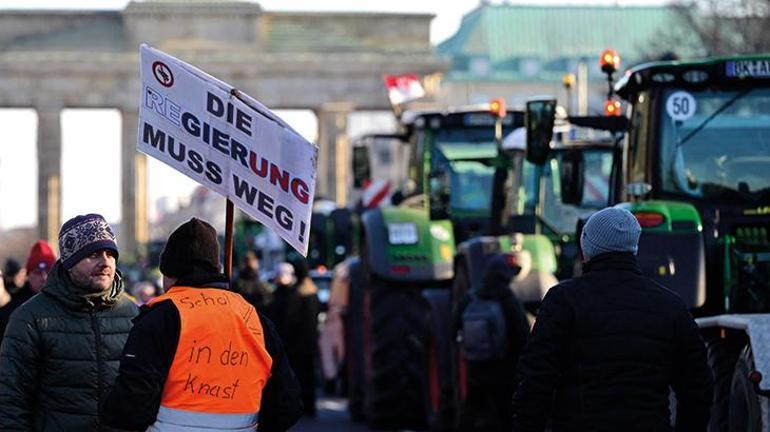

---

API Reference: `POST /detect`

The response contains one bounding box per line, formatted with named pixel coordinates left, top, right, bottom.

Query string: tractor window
left=406, top=129, right=426, bottom=196
left=659, top=88, right=770, bottom=203
left=628, top=91, right=652, bottom=184
left=448, top=161, right=494, bottom=212
left=519, top=150, right=612, bottom=234
left=431, top=127, right=501, bottom=215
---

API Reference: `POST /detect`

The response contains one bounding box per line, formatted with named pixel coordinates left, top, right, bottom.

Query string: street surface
left=290, top=397, right=424, bottom=432
left=289, top=397, right=369, bottom=432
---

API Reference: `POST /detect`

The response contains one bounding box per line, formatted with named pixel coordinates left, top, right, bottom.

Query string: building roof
left=437, top=4, right=704, bottom=81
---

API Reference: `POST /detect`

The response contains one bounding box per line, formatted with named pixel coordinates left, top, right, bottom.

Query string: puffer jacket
left=0, top=260, right=138, bottom=431
left=512, top=252, right=713, bottom=432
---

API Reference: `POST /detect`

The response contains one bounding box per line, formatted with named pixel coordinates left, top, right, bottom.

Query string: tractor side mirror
left=525, top=98, right=557, bottom=166
left=559, top=150, right=585, bottom=206
left=428, top=169, right=450, bottom=220
left=352, top=146, right=371, bottom=189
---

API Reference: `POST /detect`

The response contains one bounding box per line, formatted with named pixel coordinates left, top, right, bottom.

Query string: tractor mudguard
left=360, top=208, right=391, bottom=279
left=617, top=201, right=706, bottom=309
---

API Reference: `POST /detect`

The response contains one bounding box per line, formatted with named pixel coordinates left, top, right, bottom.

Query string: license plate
left=387, top=223, right=418, bottom=245
left=726, top=60, right=770, bottom=78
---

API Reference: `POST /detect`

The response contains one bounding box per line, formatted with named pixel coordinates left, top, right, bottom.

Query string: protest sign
left=138, top=44, right=317, bottom=256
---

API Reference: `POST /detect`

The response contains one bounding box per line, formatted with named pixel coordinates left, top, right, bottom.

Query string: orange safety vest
left=146, top=287, right=273, bottom=431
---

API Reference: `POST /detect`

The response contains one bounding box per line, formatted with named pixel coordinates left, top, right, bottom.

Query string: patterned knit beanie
left=59, top=214, right=119, bottom=269
left=581, top=207, right=641, bottom=261
left=160, top=218, right=220, bottom=278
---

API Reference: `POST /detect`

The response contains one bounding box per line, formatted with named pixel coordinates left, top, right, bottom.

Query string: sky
left=0, top=0, right=667, bottom=230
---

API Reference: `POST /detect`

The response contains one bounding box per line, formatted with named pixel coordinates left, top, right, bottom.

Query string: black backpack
left=459, top=291, right=508, bottom=361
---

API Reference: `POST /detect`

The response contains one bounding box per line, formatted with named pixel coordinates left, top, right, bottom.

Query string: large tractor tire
left=423, top=288, right=455, bottom=432
left=365, top=282, right=431, bottom=430
left=450, top=262, right=471, bottom=428
left=344, top=260, right=366, bottom=422
left=706, top=335, right=744, bottom=432
left=728, top=345, right=769, bottom=432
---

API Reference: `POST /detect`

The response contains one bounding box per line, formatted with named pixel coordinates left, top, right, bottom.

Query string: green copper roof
left=438, top=4, right=704, bottom=81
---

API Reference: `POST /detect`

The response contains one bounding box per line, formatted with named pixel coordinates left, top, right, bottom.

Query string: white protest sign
left=138, top=44, right=317, bottom=256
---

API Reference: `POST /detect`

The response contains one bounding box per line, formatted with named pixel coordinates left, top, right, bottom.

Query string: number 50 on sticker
left=666, top=91, right=697, bottom=121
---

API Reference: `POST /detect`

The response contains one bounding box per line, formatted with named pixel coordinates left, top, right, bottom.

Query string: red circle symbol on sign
left=152, top=61, right=174, bottom=87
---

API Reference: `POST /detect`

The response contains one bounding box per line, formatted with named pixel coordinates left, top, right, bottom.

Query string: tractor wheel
left=344, top=260, right=366, bottom=422
left=450, top=262, right=471, bottom=429
left=706, top=335, right=743, bottom=432
left=365, top=282, right=430, bottom=430
left=728, top=345, right=769, bottom=432
left=423, top=288, right=455, bottom=432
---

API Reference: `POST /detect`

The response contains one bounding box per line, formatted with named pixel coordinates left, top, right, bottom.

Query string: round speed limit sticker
left=666, top=91, right=697, bottom=121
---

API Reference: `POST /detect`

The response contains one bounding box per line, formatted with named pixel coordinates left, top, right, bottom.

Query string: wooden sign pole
left=224, top=199, right=234, bottom=280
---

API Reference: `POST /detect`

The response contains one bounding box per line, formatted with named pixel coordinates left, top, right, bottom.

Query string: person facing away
left=267, top=259, right=320, bottom=417
left=512, top=206, right=713, bottom=432
left=0, top=213, right=138, bottom=431
left=234, top=249, right=273, bottom=313
left=0, top=240, right=57, bottom=345
left=3, top=258, right=26, bottom=294
left=453, top=253, right=530, bottom=432
left=102, top=217, right=303, bottom=432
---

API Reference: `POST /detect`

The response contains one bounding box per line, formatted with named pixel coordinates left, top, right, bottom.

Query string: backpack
left=459, top=291, right=508, bottom=361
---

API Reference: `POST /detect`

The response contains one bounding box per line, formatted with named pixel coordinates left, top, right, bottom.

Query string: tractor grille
left=392, top=254, right=429, bottom=262
left=729, top=224, right=770, bottom=313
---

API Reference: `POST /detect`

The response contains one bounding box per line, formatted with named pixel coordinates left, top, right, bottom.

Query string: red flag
left=383, top=74, right=425, bottom=105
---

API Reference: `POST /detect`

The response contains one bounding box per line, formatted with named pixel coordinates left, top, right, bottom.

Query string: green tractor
left=345, top=101, right=526, bottom=429
left=346, top=100, right=616, bottom=430
left=536, top=54, right=770, bottom=430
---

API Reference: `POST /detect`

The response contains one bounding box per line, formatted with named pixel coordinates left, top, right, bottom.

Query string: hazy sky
left=0, top=0, right=667, bottom=230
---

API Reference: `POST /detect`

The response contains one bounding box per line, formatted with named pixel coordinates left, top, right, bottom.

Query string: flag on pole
left=383, top=74, right=425, bottom=105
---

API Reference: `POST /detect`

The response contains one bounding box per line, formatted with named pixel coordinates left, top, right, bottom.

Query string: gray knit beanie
left=580, top=207, right=641, bottom=261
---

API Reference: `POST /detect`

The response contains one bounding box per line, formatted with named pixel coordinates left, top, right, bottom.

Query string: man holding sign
left=103, top=218, right=302, bottom=431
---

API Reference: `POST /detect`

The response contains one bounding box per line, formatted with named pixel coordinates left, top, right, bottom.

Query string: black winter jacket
left=0, top=261, right=138, bottom=431
left=512, top=253, right=713, bottom=432
left=102, top=273, right=303, bottom=432
left=0, top=283, right=37, bottom=346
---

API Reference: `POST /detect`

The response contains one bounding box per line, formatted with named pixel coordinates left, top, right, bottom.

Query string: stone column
left=120, top=109, right=149, bottom=261
left=316, top=102, right=353, bottom=206
left=36, top=105, right=62, bottom=246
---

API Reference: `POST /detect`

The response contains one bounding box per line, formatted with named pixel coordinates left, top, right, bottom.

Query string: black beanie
left=160, top=218, right=221, bottom=278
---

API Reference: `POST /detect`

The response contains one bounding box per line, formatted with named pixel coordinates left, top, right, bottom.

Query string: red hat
left=26, top=240, right=57, bottom=274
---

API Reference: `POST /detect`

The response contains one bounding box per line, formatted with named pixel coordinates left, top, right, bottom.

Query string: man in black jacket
left=512, top=206, right=713, bottom=431
left=103, top=218, right=302, bottom=431
left=0, top=213, right=138, bottom=431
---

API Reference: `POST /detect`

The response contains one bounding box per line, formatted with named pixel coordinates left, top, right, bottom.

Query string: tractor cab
left=353, top=101, right=525, bottom=247
left=400, top=102, right=524, bottom=243
left=612, top=56, right=770, bottom=316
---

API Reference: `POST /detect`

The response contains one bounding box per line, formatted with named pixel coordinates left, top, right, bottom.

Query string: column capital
left=318, top=101, right=356, bottom=114
left=33, top=100, right=64, bottom=114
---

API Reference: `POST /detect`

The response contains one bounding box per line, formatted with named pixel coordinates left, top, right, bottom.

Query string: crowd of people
left=0, top=207, right=714, bottom=431
left=0, top=214, right=321, bottom=431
